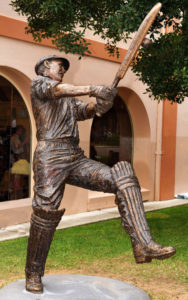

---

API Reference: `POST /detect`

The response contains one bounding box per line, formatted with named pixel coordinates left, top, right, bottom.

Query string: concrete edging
left=0, top=199, right=187, bottom=242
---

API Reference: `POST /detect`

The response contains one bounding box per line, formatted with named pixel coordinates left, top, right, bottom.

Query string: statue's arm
left=85, top=102, right=96, bottom=117
left=74, top=99, right=96, bottom=121
left=53, top=83, right=91, bottom=98
left=53, top=83, right=117, bottom=116
left=53, top=83, right=97, bottom=120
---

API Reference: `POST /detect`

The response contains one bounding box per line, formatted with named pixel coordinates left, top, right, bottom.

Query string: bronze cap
left=35, top=55, right=70, bottom=75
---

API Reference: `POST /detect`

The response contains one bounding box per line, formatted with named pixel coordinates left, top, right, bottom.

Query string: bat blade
left=112, top=2, right=162, bottom=88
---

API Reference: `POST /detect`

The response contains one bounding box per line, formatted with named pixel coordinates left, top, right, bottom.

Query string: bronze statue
left=25, top=3, right=177, bottom=294
left=25, top=54, right=176, bottom=293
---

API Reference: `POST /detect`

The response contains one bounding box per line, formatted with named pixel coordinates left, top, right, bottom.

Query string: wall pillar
left=160, top=101, right=177, bottom=200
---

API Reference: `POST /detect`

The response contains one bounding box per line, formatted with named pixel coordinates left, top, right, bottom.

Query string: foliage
left=133, top=32, right=188, bottom=103
left=11, top=0, right=188, bottom=102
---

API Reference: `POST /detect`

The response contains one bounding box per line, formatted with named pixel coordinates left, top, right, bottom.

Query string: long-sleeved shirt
left=31, top=76, right=93, bottom=143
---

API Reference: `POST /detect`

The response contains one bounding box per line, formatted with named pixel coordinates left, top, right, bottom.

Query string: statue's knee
left=112, top=161, right=134, bottom=175
left=111, top=161, right=139, bottom=191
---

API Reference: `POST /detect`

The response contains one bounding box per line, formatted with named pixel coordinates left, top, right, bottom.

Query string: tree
left=11, top=0, right=188, bottom=103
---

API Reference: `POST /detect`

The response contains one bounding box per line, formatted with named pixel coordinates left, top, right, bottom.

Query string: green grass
left=51, top=205, right=188, bottom=268
left=1, top=204, right=188, bottom=299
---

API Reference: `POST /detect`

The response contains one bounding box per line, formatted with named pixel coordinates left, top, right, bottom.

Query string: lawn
left=0, top=204, right=188, bottom=299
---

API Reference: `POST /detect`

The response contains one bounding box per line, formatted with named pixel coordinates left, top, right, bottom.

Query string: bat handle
left=111, top=76, right=120, bottom=89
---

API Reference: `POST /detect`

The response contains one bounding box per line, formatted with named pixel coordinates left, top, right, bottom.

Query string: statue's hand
left=89, top=85, right=117, bottom=115
left=89, top=85, right=117, bottom=100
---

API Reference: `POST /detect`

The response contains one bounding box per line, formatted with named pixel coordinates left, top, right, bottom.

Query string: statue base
left=0, top=274, right=150, bottom=299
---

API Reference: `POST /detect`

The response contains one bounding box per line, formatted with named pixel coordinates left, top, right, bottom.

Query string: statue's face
left=45, top=59, right=66, bottom=81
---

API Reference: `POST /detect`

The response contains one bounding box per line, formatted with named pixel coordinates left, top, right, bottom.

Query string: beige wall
left=1, top=0, right=26, bottom=20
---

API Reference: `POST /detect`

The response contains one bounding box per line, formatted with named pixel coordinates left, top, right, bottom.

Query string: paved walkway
left=0, top=199, right=187, bottom=242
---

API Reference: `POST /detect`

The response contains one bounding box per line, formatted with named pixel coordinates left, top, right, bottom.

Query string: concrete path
left=0, top=199, right=187, bottom=242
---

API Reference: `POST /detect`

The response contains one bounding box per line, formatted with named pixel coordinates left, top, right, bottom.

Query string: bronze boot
left=25, top=207, right=65, bottom=293
left=111, top=161, right=176, bottom=263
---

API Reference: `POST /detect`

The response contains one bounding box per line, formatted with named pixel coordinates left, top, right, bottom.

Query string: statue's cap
left=35, top=55, right=70, bottom=75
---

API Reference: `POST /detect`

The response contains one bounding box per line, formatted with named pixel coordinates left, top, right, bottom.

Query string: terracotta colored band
left=0, top=14, right=127, bottom=63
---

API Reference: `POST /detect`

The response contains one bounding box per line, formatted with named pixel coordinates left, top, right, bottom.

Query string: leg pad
left=25, top=206, right=65, bottom=293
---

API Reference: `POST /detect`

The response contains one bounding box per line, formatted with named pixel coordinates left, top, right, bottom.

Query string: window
left=0, top=76, right=31, bottom=201
left=90, top=95, right=132, bottom=167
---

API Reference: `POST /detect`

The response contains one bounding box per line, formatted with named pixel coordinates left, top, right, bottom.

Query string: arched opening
left=0, top=75, right=31, bottom=201
left=118, top=87, right=151, bottom=194
left=90, top=95, right=133, bottom=167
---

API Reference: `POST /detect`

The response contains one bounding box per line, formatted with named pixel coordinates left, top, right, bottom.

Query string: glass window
left=90, top=95, right=132, bottom=167
left=0, top=76, right=31, bottom=201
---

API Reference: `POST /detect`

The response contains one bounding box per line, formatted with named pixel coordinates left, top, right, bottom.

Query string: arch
left=0, top=66, right=33, bottom=130
left=118, top=86, right=151, bottom=189
left=0, top=67, right=35, bottom=199
left=90, top=95, right=133, bottom=167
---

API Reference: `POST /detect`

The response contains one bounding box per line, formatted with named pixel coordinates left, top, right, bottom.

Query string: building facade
left=0, top=1, right=188, bottom=227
